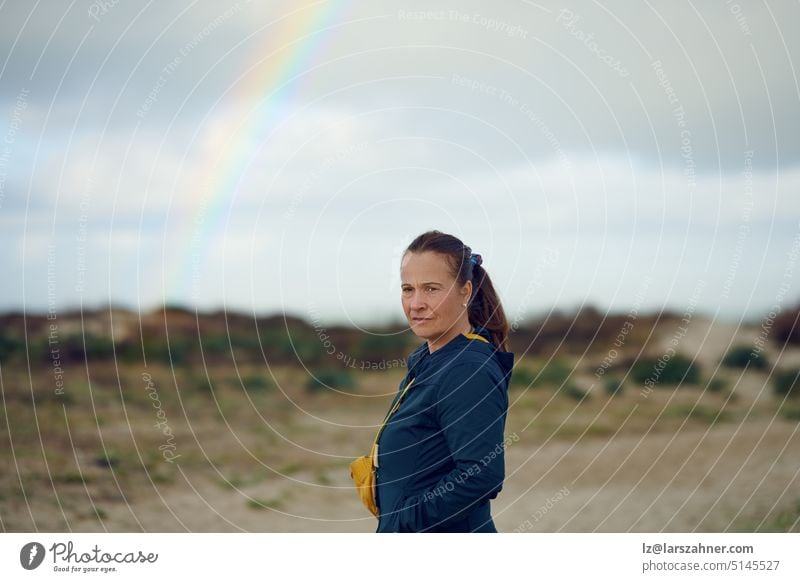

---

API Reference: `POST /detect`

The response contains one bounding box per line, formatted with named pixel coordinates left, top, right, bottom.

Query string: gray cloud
left=1, top=0, right=798, bottom=322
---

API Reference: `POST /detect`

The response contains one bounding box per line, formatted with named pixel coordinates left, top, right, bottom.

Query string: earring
left=462, top=303, right=467, bottom=307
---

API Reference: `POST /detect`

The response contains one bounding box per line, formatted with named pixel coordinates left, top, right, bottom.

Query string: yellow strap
left=369, top=333, right=486, bottom=464
left=371, top=377, right=416, bottom=455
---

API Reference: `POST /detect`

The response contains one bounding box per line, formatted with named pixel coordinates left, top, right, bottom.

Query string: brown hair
left=404, top=230, right=511, bottom=352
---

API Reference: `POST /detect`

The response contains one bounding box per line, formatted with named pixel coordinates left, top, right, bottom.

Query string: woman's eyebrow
left=401, top=282, right=441, bottom=286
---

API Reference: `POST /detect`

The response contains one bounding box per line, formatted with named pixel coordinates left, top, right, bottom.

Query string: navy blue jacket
left=375, top=325, right=514, bottom=532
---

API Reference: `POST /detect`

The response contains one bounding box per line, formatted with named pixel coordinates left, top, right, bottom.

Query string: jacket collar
left=406, top=324, right=505, bottom=372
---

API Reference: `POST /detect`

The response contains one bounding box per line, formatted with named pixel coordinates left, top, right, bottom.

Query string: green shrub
left=187, top=372, right=214, bottom=394
left=761, top=498, right=800, bottom=531
left=707, top=376, right=728, bottom=392
left=53, top=472, right=88, bottom=484
left=630, top=353, right=700, bottom=385
left=773, top=368, right=800, bottom=399
left=94, top=448, right=121, bottom=469
left=604, top=378, right=624, bottom=396
left=242, top=374, right=272, bottom=392
left=202, top=334, right=231, bottom=356
left=83, top=333, right=116, bottom=359
left=561, top=383, right=589, bottom=401
left=535, top=360, right=573, bottom=386
left=665, top=403, right=730, bottom=424
left=247, top=497, right=283, bottom=510
left=722, top=346, right=768, bottom=370
left=732, top=496, right=800, bottom=532
left=0, top=333, right=23, bottom=362
left=780, top=402, right=800, bottom=421
left=774, top=306, right=800, bottom=346
left=512, top=361, right=573, bottom=388
left=353, top=333, right=410, bottom=360
left=204, top=334, right=262, bottom=357
left=306, top=368, right=355, bottom=393
left=116, top=340, right=142, bottom=362
left=49, top=333, right=117, bottom=362
left=272, top=331, right=327, bottom=364
left=142, top=338, right=192, bottom=365
left=510, top=367, right=538, bottom=388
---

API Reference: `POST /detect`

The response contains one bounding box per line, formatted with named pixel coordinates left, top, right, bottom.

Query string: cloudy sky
left=1, top=0, right=798, bottom=326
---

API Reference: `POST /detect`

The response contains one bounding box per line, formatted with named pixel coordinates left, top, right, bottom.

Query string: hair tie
left=470, top=253, right=482, bottom=267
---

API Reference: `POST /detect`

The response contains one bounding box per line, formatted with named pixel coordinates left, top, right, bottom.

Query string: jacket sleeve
left=395, top=361, right=508, bottom=532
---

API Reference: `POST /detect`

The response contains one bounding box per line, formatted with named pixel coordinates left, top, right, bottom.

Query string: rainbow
left=165, top=1, right=348, bottom=305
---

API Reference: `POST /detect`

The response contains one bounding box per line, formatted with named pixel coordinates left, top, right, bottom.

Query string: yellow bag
left=350, top=377, right=416, bottom=517
left=349, top=445, right=379, bottom=517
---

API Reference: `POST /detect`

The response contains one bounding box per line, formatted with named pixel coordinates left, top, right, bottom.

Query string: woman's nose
left=408, top=291, right=426, bottom=310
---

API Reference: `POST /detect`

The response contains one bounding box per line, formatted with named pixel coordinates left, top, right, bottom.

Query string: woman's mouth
left=412, top=317, right=431, bottom=324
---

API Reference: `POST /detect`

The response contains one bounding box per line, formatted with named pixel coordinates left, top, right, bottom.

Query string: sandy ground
left=2, top=318, right=799, bottom=532
left=14, top=416, right=793, bottom=533
left=500, top=418, right=800, bottom=532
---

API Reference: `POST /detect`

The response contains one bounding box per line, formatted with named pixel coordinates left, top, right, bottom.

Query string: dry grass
left=1, top=319, right=799, bottom=532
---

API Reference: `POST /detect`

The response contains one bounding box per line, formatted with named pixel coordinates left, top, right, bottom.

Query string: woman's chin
left=410, top=327, right=427, bottom=338
left=410, top=321, right=434, bottom=337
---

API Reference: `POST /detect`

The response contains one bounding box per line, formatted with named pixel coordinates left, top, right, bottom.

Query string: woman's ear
left=462, top=280, right=473, bottom=303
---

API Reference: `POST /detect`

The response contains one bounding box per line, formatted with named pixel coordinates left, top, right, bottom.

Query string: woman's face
left=400, top=251, right=471, bottom=341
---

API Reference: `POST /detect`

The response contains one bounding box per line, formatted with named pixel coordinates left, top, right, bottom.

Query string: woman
left=375, top=230, right=515, bottom=533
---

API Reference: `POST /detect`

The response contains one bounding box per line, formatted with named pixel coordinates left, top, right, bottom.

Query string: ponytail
left=467, top=261, right=510, bottom=352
